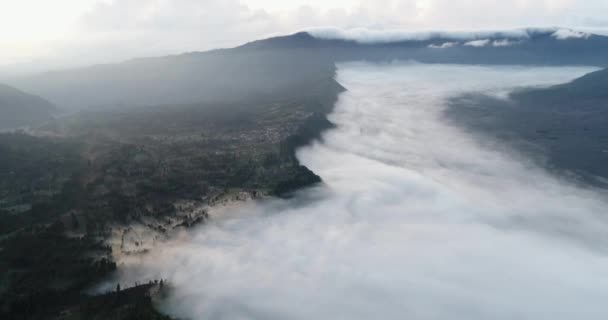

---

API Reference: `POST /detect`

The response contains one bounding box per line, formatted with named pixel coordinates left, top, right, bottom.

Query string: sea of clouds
left=115, top=62, right=608, bottom=320
left=306, top=27, right=595, bottom=43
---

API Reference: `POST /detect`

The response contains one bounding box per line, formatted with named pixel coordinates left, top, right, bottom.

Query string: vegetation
left=445, top=68, right=608, bottom=188
left=0, top=63, right=343, bottom=318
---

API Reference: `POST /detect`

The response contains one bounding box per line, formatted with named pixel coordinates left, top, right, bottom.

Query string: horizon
left=2, top=0, right=608, bottom=74
left=2, top=26, right=608, bottom=77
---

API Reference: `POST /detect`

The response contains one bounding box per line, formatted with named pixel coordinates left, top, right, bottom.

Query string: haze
left=2, top=0, right=608, bottom=73
left=111, top=63, right=608, bottom=319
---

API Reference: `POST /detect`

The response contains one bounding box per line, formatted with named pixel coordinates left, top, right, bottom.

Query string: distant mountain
left=241, top=28, right=608, bottom=66
left=0, top=83, right=56, bottom=130
left=7, top=44, right=337, bottom=111
left=514, top=68, right=608, bottom=105
left=7, top=28, right=608, bottom=111
left=446, top=68, right=608, bottom=187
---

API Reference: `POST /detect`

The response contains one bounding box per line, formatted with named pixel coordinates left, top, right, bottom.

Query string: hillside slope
left=9, top=48, right=337, bottom=111
left=0, top=84, right=56, bottom=130
left=446, top=68, right=608, bottom=188
left=0, top=56, right=343, bottom=320
left=7, top=29, right=608, bottom=111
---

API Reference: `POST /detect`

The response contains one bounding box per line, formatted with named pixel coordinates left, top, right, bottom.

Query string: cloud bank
left=112, top=63, right=608, bottom=319
left=552, top=29, right=591, bottom=39
left=307, top=27, right=539, bottom=43
left=308, top=27, right=602, bottom=44
left=464, top=39, right=491, bottom=47
left=428, top=42, right=458, bottom=49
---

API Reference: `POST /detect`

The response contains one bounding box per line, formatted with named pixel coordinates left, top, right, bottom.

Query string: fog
left=115, top=63, right=608, bottom=319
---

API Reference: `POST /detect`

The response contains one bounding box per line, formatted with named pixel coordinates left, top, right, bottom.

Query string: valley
left=1, top=28, right=608, bottom=319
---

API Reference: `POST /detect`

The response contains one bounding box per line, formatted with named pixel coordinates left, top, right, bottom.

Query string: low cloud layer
left=308, top=27, right=603, bottom=44
left=113, top=63, right=608, bottom=319
left=552, top=28, right=592, bottom=39
left=308, top=27, right=548, bottom=43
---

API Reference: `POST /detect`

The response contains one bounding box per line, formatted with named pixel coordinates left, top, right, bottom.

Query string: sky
left=1, top=0, right=608, bottom=72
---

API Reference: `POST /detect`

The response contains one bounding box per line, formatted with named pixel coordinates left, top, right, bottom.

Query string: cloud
left=464, top=39, right=491, bottom=47
left=307, top=27, right=539, bottom=43
left=552, top=28, right=591, bottom=39
left=112, top=62, right=608, bottom=319
left=307, top=26, right=603, bottom=45
left=492, top=39, right=519, bottom=47
left=0, top=0, right=283, bottom=74
left=428, top=42, right=459, bottom=49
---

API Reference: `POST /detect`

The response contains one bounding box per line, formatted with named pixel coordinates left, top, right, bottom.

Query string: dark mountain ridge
left=6, top=29, right=608, bottom=111
left=240, top=29, right=608, bottom=65
left=514, top=68, right=608, bottom=104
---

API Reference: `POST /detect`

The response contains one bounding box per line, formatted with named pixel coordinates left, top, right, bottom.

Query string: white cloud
left=552, top=28, right=591, bottom=39
left=428, top=42, right=459, bottom=49
left=308, top=27, right=537, bottom=43
left=464, top=39, right=491, bottom=47
left=111, top=63, right=608, bottom=319
left=306, top=27, right=573, bottom=44
left=492, top=39, right=518, bottom=47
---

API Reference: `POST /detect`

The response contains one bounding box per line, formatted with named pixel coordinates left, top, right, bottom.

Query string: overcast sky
left=1, top=0, right=607, bottom=72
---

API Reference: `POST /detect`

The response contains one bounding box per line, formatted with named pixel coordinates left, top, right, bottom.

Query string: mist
left=113, top=63, right=608, bottom=319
